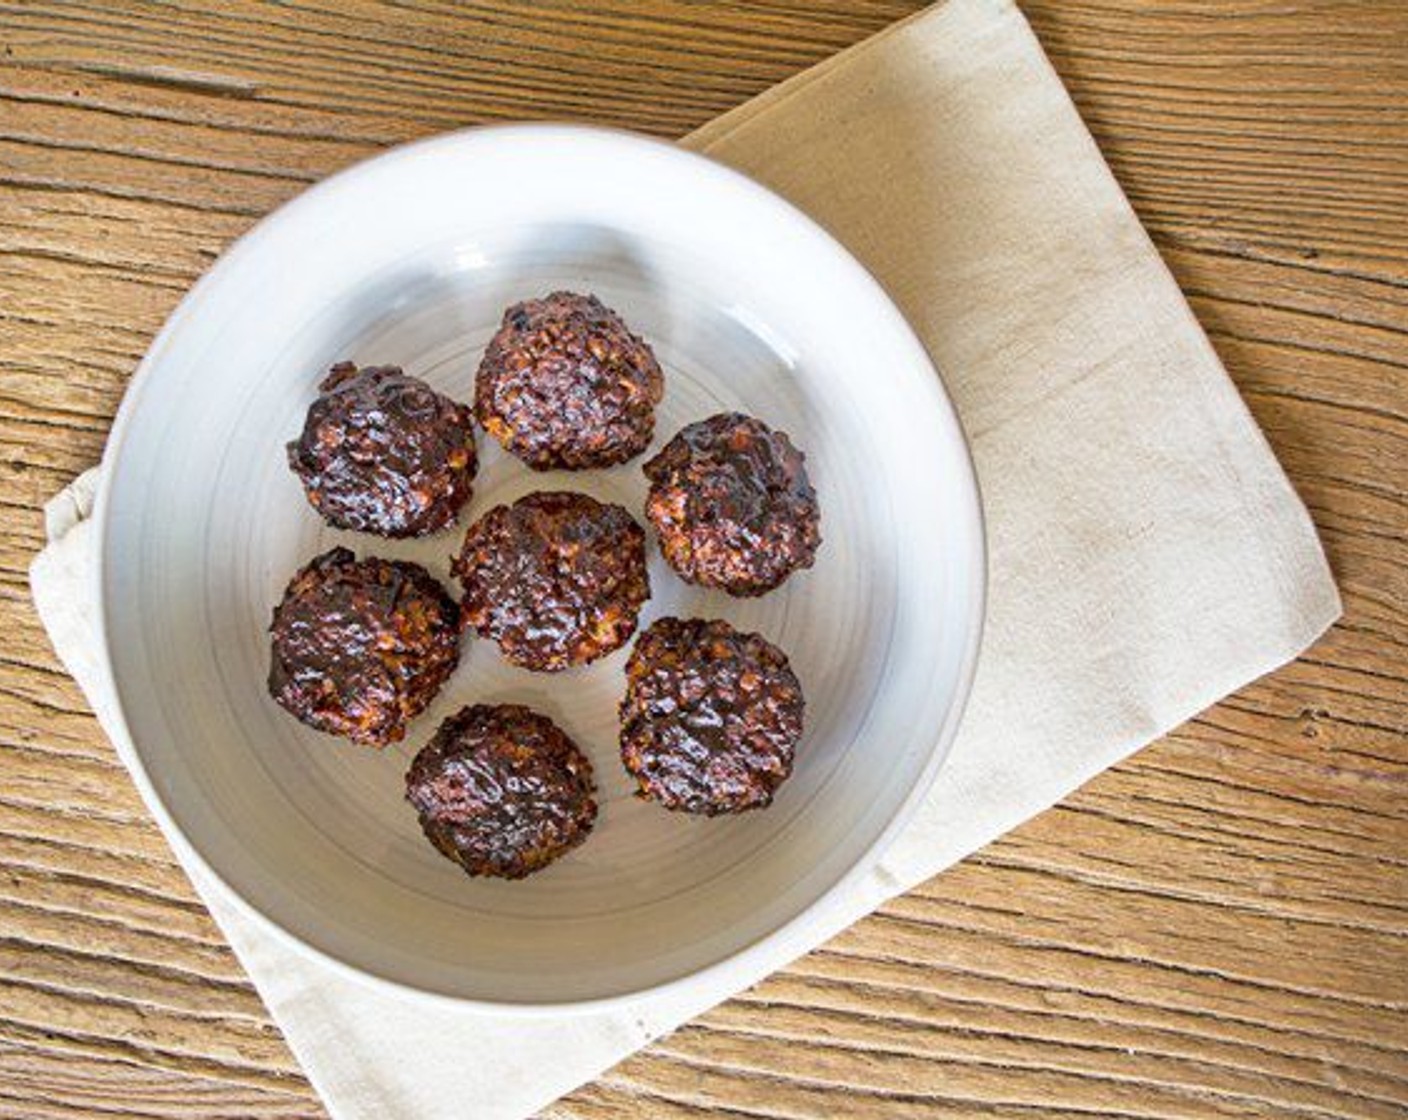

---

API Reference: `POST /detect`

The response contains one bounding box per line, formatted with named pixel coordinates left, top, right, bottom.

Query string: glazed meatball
left=475, top=291, right=664, bottom=470
left=643, top=412, right=820, bottom=597
left=268, top=547, right=461, bottom=746
left=406, top=704, right=597, bottom=879
left=454, top=491, right=650, bottom=672
left=619, top=616, right=804, bottom=815
left=288, top=362, right=477, bottom=537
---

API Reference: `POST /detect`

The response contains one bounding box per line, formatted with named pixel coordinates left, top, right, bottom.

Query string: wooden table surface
left=2, top=2, right=1405, bottom=1117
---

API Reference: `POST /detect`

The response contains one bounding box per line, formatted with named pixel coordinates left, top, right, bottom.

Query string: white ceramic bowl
left=97, top=125, right=984, bottom=1009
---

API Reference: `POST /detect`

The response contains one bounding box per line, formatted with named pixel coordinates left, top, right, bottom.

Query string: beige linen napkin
left=30, top=0, right=1340, bottom=1116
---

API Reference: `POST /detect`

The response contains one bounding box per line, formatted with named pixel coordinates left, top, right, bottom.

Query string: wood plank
left=0, top=1, right=1403, bottom=1117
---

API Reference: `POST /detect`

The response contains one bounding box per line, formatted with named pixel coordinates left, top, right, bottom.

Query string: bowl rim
left=94, top=122, right=987, bottom=1014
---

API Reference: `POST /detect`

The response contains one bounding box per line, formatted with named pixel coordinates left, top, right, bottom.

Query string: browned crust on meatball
left=405, top=704, right=597, bottom=879
left=643, top=412, right=820, bottom=597
left=287, top=362, right=477, bottom=538
left=619, top=616, right=804, bottom=815
left=453, top=491, right=650, bottom=672
left=475, top=292, right=665, bottom=470
left=268, top=547, right=461, bottom=746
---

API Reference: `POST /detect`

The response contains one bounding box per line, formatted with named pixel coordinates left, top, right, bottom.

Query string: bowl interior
left=100, top=127, right=982, bottom=1005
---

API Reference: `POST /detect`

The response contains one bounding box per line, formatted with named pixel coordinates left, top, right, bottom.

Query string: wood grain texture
left=0, top=1, right=1404, bottom=1116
